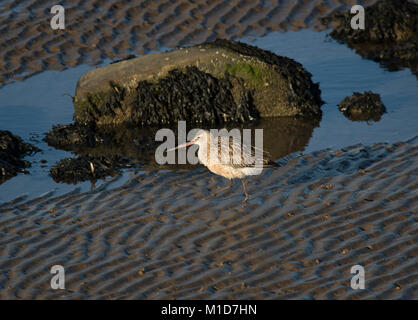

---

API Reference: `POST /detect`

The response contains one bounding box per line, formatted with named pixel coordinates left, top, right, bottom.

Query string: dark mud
left=44, top=123, right=156, bottom=183
left=49, top=155, right=133, bottom=184
left=325, top=0, right=418, bottom=76
left=338, top=91, right=387, bottom=122
left=45, top=122, right=167, bottom=154
left=0, top=130, right=39, bottom=183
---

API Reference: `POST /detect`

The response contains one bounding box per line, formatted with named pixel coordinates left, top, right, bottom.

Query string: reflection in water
left=51, top=117, right=318, bottom=176
left=250, top=118, right=318, bottom=160
left=340, top=112, right=385, bottom=123
left=352, top=42, right=418, bottom=78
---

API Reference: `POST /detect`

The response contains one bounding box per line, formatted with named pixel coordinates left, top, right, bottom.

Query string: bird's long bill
left=167, top=140, right=195, bottom=152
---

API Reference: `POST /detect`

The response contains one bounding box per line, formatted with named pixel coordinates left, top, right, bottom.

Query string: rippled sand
left=0, top=0, right=384, bottom=86
left=0, top=137, right=416, bottom=299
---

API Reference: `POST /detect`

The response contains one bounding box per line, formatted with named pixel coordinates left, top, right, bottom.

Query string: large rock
left=325, top=0, right=418, bottom=76
left=74, top=39, right=323, bottom=126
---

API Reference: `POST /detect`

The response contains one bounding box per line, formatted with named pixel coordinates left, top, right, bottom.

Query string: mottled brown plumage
left=169, top=130, right=280, bottom=202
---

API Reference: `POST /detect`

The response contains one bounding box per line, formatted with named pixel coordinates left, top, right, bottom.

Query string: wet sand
left=0, top=0, right=383, bottom=87
left=0, top=136, right=416, bottom=299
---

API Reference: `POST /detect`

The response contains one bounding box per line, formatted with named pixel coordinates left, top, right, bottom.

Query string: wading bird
left=168, top=129, right=280, bottom=202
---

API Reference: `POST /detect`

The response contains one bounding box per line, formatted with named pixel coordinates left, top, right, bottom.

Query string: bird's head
left=167, top=129, right=210, bottom=151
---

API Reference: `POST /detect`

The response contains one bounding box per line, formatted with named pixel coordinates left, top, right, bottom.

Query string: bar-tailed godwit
left=169, top=129, right=280, bottom=202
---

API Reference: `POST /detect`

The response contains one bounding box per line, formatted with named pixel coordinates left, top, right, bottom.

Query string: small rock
left=338, top=91, right=387, bottom=122
left=325, top=0, right=418, bottom=76
left=49, top=155, right=131, bottom=184
left=0, top=130, right=40, bottom=184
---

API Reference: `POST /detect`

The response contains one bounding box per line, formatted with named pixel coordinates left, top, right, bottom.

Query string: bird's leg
left=213, top=179, right=234, bottom=197
left=241, top=178, right=249, bottom=202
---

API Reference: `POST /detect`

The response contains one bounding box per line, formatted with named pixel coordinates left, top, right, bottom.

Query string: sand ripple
left=0, top=0, right=382, bottom=86
left=0, top=137, right=416, bottom=299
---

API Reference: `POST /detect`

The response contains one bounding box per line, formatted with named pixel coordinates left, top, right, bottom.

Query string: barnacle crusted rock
left=73, top=39, right=323, bottom=126
left=338, top=91, right=387, bottom=122
left=325, top=0, right=418, bottom=76
left=0, top=130, right=39, bottom=184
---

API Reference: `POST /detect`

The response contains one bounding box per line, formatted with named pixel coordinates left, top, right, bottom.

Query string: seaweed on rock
left=0, top=130, right=40, bottom=183
left=338, top=91, right=387, bottom=122
left=326, top=0, right=418, bottom=76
